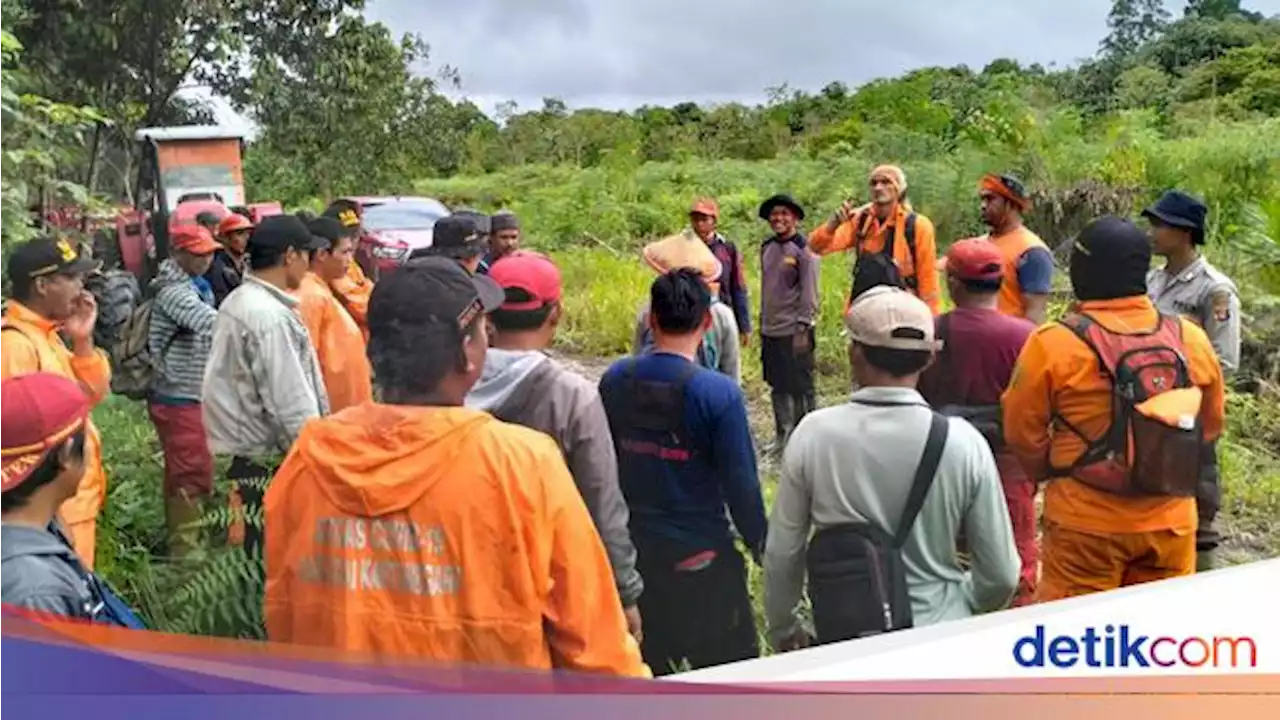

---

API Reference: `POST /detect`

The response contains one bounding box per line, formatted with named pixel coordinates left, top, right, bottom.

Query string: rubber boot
left=1195, top=547, right=1216, bottom=573
left=166, top=492, right=205, bottom=561
left=794, top=392, right=817, bottom=424
left=770, top=390, right=796, bottom=454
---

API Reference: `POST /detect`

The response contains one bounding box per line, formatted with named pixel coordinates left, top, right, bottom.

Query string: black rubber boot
left=770, top=391, right=795, bottom=454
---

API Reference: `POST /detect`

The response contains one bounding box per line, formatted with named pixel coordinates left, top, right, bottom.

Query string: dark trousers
left=1196, top=440, right=1221, bottom=566
left=762, top=331, right=816, bottom=445
left=228, top=456, right=278, bottom=558
left=633, top=535, right=759, bottom=675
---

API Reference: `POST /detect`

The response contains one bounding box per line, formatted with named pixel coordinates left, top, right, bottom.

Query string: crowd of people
left=1, top=163, right=1242, bottom=678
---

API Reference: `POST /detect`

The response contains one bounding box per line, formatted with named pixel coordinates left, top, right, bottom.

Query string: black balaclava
left=1069, top=215, right=1151, bottom=302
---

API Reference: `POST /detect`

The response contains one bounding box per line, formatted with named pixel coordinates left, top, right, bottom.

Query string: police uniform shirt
left=1147, top=256, right=1241, bottom=376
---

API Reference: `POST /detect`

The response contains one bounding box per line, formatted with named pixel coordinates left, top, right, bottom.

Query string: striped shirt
left=149, top=259, right=218, bottom=401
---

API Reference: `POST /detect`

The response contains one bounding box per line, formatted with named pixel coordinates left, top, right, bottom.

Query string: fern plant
left=166, top=493, right=267, bottom=640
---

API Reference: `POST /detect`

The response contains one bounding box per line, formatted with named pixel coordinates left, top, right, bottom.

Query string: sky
left=205, top=0, right=1280, bottom=130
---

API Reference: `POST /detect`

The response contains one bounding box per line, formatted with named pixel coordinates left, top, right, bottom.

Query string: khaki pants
left=1036, top=523, right=1195, bottom=603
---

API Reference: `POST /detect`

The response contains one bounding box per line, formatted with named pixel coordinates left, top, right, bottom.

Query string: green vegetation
left=3, top=0, right=1279, bottom=647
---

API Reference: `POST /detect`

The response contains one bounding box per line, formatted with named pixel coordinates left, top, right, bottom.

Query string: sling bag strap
left=849, top=399, right=950, bottom=546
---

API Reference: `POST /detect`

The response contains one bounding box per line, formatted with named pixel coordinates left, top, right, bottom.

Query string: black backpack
left=933, top=314, right=1005, bottom=451
left=851, top=212, right=918, bottom=296
left=805, top=408, right=949, bottom=644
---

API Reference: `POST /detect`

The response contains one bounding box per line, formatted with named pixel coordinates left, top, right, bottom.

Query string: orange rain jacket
left=330, top=261, right=372, bottom=340
left=1001, top=296, right=1226, bottom=536
left=1, top=301, right=111, bottom=568
left=264, top=403, right=649, bottom=676
left=296, top=273, right=373, bottom=413
left=808, top=203, right=940, bottom=314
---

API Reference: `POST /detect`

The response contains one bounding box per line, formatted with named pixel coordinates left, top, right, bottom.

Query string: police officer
left=1143, top=189, right=1241, bottom=572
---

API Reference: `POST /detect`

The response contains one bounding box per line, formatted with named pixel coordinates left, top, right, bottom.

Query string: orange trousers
left=1036, top=523, right=1195, bottom=603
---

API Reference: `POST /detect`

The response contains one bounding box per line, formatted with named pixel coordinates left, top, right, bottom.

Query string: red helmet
left=218, top=213, right=254, bottom=236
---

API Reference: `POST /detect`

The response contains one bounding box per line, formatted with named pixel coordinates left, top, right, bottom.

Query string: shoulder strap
left=894, top=412, right=949, bottom=547
left=1060, top=312, right=1112, bottom=378
left=903, top=213, right=918, bottom=263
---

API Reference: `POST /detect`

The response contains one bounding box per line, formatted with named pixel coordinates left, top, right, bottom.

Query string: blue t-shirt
left=598, top=352, right=766, bottom=556
left=1016, top=247, right=1054, bottom=295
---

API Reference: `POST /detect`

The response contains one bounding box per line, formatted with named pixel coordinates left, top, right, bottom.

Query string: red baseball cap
left=1, top=373, right=91, bottom=492
left=690, top=198, right=719, bottom=218
left=171, top=224, right=221, bottom=255
left=487, top=251, right=563, bottom=311
left=218, top=213, right=254, bottom=236
left=946, top=238, right=1005, bottom=282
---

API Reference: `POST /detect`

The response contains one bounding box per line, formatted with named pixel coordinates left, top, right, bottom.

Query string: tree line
left=1, top=0, right=1278, bottom=212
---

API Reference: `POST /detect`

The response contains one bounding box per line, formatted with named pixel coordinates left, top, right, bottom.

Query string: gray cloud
left=368, top=0, right=1280, bottom=114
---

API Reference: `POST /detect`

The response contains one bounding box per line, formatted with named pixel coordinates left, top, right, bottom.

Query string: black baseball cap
left=431, top=215, right=489, bottom=252
left=452, top=208, right=492, bottom=236
left=7, top=236, right=100, bottom=285
left=249, top=215, right=328, bottom=255
left=307, top=216, right=346, bottom=245
left=369, top=256, right=504, bottom=335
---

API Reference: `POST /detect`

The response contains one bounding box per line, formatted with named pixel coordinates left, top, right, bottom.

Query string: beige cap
left=844, top=286, right=941, bottom=351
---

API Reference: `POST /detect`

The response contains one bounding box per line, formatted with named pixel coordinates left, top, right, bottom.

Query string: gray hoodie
left=466, top=348, right=643, bottom=606
left=1, top=522, right=98, bottom=618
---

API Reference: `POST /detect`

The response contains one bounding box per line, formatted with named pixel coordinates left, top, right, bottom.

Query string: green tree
left=1115, top=63, right=1174, bottom=110
left=1, top=30, right=100, bottom=249
left=1101, top=0, right=1171, bottom=58
left=244, top=16, right=450, bottom=201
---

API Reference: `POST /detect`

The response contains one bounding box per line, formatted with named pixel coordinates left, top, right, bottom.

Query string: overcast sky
left=205, top=0, right=1279, bottom=129
left=364, top=0, right=1280, bottom=115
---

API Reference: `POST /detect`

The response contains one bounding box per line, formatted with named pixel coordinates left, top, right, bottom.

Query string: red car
left=323, top=196, right=451, bottom=277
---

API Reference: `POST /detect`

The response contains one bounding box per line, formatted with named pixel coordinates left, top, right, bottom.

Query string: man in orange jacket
left=324, top=203, right=373, bottom=338
left=297, top=217, right=374, bottom=413
left=1, top=236, right=109, bottom=569
left=1002, top=217, right=1225, bottom=602
left=810, top=164, right=940, bottom=314
left=264, top=256, right=648, bottom=676
left=978, top=173, right=1053, bottom=324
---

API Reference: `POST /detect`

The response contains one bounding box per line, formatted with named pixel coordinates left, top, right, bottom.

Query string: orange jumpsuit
left=296, top=272, right=373, bottom=413
left=1002, top=296, right=1225, bottom=601
left=330, top=261, right=373, bottom=341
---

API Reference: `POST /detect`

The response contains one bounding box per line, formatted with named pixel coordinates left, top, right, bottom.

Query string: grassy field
left=93, top=246, right=1280, bottom=647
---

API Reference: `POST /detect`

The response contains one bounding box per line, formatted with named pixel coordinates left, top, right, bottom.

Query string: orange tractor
left=106, top=125, right=281, bottom=282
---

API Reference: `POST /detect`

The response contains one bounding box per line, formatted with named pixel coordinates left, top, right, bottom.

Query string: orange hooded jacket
left=330, top=261, right=372, bottom=340
left=1, top=301, right=110, bottom=568
left=264, top=403, right=649, bottom=676
left=296, top=273, right=373, bottom=413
